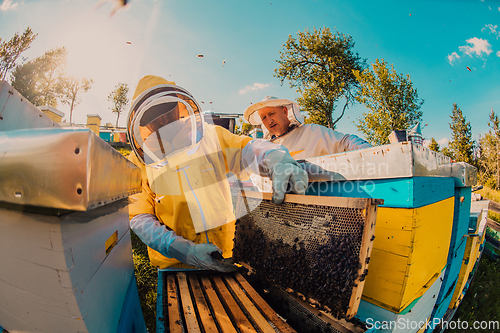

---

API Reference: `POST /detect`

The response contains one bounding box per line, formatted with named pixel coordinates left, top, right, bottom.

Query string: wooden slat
left=234, top=273, right=296, bottom=333
left=177, top=273, right=201, bottom=332
left=242, top=191, right=369, bottom=209
left=167, top=275, right=183, bottom=333
left=223, top=275, right=276, bottom=333
left=211, top=276, right=257, bottom=333
left=201, top=277, right=238, bottom=333
left=346, top=202, right=378, bottom=319
left=487, top=218, right=500, bottom=232
left=490, top=200, right=500, bottom=214
left=188, top=275, right=219, bottom=333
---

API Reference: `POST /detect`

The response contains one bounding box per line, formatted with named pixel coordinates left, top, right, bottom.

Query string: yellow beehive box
left=449, top=225, right=487, bottom=309
left=362, top=197, right=455, bottom=313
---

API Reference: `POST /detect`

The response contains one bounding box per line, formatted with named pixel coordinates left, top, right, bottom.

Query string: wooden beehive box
left=157, top=271, right=297, bottom=333
left=233, top=192, right=381, bottom=320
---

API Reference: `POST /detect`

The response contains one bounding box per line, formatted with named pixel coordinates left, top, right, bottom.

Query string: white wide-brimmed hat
left=243, top=96, right=304, bottom=125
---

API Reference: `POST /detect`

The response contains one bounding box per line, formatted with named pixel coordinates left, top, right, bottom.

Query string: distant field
left=478, top=187, right=500, bottom=223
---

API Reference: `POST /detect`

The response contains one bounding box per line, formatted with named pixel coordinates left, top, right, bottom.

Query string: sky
left=1, top=0, right=500, bottom=147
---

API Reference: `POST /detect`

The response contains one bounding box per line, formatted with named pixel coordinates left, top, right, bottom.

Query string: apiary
left=232, top=192, right=381, bottom=320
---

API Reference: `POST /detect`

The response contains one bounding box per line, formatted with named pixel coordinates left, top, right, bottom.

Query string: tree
left=354, top=58, right=424, bottom=146
left=448, top=103, right=474, bottom=165
left=275, top=27, right=366, bottom=129
left=428, top=137, right=440, bottom=152
left=0, top=27, right=37, bottom=81
left=477, top=109, right=500, bottom=189
left=234, top=122, right=253, bottom=136
left=489, top=109, right=500, bottom=189
left=11, top=47, right=67, bottom=107
left=60, top=75, right=93, bottom=124
left=108, top=82, right=129, bottom=128
left=240, top=122, right=252, bottom=135
left=304, top=108, right=328, bottom=127
left=441, top=146, right=454, bottom=159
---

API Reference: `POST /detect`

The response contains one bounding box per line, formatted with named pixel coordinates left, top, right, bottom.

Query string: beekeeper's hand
left=264, top=150, right=308, bottom=204
left=170, top=239, right=238, bottom=272
left=130, top=213, right=237, bottom=272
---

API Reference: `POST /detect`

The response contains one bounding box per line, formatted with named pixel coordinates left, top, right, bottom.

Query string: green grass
left=114, top=145, right=157, bottom=331
left=131, top=231, right=157, bottom=332
left=445, top=256, right=500, bottom=332
left=445, top=186, right=500, bottom=332
left=478, top=186, right=500, bottom=223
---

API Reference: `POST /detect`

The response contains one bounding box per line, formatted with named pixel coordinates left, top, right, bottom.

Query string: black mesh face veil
left=127, top=84, right=204, bottom=164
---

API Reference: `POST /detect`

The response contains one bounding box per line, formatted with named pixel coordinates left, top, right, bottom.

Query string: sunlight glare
left=61, top=14, right=131, bottom=81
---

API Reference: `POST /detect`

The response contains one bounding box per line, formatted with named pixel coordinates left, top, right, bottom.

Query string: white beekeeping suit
left=244, top=96, right=371, bottom=191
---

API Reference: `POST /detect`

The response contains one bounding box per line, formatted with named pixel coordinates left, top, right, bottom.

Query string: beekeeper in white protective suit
left=127, top=76, right=308, bottom=272
left=244, top=96, right=371, bottom=191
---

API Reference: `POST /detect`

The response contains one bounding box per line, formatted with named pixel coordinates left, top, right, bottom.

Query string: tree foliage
left=428, top=137, right=440, bottom=152
left=275, top=27, right=366, bottom=129
left=441, top=146, right=454, bottom=159
left=0, top=27, right=37, bottom=81
left=478, top=109, right=500, bottom=189
left=354, top=58, right=424, bottom=146
left=448, top=103, right=475, bottom=165
left=11, top=47, right=67, bottom=107
left=60, top=76, right=93, bottom=124
left=108, top=82, right=129, bottom=128
left=234, top=122, right=253, bottom=136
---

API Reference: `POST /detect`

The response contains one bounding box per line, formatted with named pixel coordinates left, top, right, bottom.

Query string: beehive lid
left=0, top=127, right=141, bottom=212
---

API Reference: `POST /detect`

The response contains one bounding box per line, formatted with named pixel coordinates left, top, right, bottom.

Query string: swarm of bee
left=233, top=213, right=364, bottom=319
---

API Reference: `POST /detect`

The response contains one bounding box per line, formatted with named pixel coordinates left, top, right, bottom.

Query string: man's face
left=257, top=106, right=290, bottom=137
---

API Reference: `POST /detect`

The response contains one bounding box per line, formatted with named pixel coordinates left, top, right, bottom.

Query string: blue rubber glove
left=263, top=150, right=308, bottom=204
left=130, top=213, right=237, bottom=272
left=169, top=238, right=237, bottom=272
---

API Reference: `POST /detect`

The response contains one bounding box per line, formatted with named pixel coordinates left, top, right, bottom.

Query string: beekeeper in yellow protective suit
left=127, top=76, right=308, bottom=272
left=244, top=96, right=371, bottom=191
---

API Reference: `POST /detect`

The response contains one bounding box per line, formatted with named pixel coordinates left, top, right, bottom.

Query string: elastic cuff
left=168, top=238, right=194, bottom=264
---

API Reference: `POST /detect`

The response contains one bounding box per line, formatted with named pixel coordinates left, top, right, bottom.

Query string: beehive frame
left=157, top=271, right=297, bottom=333
left=234, top=192, right=381, bottom=319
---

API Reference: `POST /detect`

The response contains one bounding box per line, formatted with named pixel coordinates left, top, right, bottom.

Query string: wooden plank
left=156, top=271, right=166, bottom=333
left=487, top=218, right=500, bottom=233
left=490, top=200, right=500, bottom=214
left=177, top=272, right=201, bottom=332
left=362, top=248, right=407, bottom=311
left=347, top=202, right=378, bottom=319
left=234, top=273, right=296, bottom=333
left=450, top=236, right=478, bottom=309
left=430, top=237, right=468, bottom=322
left=223, top=275, right=276, bottom=333
left=201, top=276, right=237, bottom=333
left=362, top=198, right=454, bottom=313
left=242, top=191, right=369, bottom=209
left=211, top=276, right=257, bottom=333
left=166, top=275, right=183, bottom=333
left=188, top=275, right=219, bottom=333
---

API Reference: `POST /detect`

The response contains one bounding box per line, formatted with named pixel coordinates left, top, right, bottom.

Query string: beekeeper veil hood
left=243, top=96, right=303, bottom=125
left=127, top=75, right=204, bottom=165
left=243, top=96, right=303, bottom=139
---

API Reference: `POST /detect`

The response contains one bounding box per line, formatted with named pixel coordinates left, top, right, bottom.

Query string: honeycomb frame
left=233, top=192, right=381, bottom=319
